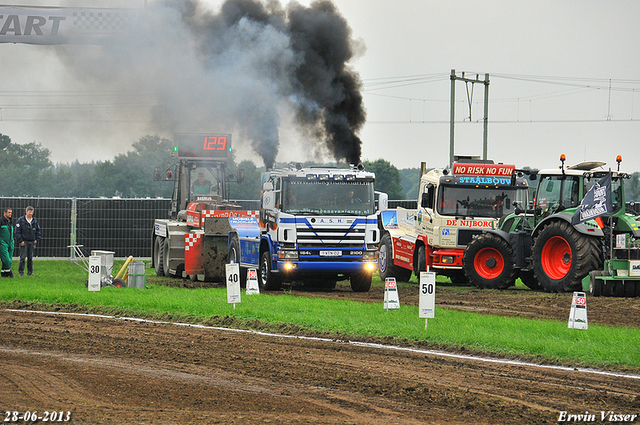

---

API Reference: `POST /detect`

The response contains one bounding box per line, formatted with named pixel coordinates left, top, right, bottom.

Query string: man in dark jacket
left=0, top=207, right=14, bottom=277
left=15, top=206, right=41, bottom=276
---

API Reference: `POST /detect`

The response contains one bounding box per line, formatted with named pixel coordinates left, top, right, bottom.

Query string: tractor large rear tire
left=463, top=233, right=516, bottom=289
left=532, top=221, right=601, bottom=293
left=378, top=233, right=412, bottom=282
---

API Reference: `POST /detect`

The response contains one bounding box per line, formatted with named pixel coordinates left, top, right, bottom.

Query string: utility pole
left=449, top=69, right=490, bottom=167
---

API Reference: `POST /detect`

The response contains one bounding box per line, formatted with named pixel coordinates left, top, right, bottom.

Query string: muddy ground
left=1, top=280, right=639, bottom=424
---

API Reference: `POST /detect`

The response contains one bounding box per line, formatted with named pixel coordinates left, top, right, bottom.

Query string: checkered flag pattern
left=72, top=11, right=132, bottom=32
left=185, top=233, right=201, bottom=251
left=201, top=210, right=260, bottom=218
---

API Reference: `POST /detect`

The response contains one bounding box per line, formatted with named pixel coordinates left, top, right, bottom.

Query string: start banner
left=0, top=7, right=140, bottom=44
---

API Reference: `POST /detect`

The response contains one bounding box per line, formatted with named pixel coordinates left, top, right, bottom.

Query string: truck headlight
left=363, top=250, right=378, bottom=261
left=441, top=255, right=455, bottom=264
left=279, top=250, right=298, bottom=260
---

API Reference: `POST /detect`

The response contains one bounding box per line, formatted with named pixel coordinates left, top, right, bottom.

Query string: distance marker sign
left=246, top=268, right=260, bottom=295
left=225, top=263, right=241, bottom=305
left=419, top=272, right=436, bottom=318
left=88, top=256, right=101, bottom=291
left=384, top=278, right=400, bottom=310
left=568, top=291, right=588, bottom=330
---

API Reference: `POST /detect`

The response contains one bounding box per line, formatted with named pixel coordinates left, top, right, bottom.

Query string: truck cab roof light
left=306, top=174, right=317, bottom=180
left=318, top=174, right=329, bottom=181
left=333, top=174, right=344, bottom=181
left=345, top=174, right=356, bottom=181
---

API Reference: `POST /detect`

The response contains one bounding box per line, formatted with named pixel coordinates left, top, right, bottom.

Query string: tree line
left=0, top=134, right=408, bottom=200
left=3, top=132, right=638, bottom=202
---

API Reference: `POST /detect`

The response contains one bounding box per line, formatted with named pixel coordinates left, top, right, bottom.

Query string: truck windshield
left=282, top=180, right=375, bottom=215
left=190, top=167, right=219, bottom=201
left=535, top=175, right=581, bottom=217
left=437, top=185, right=523, bottom=218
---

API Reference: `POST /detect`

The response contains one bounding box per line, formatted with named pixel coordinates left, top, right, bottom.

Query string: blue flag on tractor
left=571, top=173, right=612, bottom=225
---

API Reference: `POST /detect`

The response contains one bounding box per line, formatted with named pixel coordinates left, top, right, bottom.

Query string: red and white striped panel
left=185, top=233, right=201, bottom=251
left=201, top=210, right=259, bottom=218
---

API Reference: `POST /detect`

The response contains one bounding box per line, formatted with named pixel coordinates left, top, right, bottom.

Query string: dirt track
left=2, top=282, right=640, bottom=424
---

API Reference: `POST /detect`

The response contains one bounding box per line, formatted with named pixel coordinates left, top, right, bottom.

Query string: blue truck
left=227, top=164, right=387, bottom=292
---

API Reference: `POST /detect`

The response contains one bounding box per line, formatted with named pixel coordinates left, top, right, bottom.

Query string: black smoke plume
left=59, top=0, right=366, bottom=170
left=175, top=0, right=366, bottom=169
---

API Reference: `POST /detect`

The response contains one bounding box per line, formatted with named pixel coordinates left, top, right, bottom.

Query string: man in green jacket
left=0, top=207, right=14, bottom=277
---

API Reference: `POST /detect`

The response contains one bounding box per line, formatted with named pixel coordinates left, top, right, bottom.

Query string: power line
left=365, top=118, right=639, bottom=125
left=362, top=73, right=449, bottom=91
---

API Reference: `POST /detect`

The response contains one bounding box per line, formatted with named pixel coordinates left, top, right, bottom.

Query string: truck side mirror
left=237, top=169, right=245, bottom=183
left=262, top=190, right=276, bottom=210
left=420, top=192, right=432, bottom=209
left=262, top=181, right=274, bottom=191
left=377, top=192, right=388, bottom=212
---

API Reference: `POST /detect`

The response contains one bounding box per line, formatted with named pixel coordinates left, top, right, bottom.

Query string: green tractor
left=583, top=228, right=640, bottom=297
left=462, top=154, right=640, bottom=296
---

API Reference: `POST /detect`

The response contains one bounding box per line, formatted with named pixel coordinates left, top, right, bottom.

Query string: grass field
left=1, top=259, right=639, bottom=371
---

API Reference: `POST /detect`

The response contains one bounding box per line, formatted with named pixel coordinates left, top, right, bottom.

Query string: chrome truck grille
left=296, top=221, right=366, bottom=249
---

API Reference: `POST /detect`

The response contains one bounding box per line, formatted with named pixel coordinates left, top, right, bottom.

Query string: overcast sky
left=1, top=0, right=639, bottom=173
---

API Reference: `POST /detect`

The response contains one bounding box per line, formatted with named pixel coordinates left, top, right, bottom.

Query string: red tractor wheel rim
left=541, top=236, right=571, bottom=280
left=474, top=247, right=504, bottom=279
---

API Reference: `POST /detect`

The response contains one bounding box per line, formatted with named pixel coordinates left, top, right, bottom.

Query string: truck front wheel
left=350, top=272, right=372, bottom=292
left=154, top=236, right=165, bottom=277
left=378, top=233, right=412, bottom=282
left=463, top=233, right=516, bottom=289
left=228, top=236, right=247, bottom=287
left=259, top=250, right=281, bottom=291
left=162, top=237, right=171, bottom=277
left=416, top=246, right=427, bottom=274
left=532, top=221, right=601, bottom=292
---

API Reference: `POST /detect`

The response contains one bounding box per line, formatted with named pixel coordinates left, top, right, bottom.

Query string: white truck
left=377, top=159, right=529, bottom=283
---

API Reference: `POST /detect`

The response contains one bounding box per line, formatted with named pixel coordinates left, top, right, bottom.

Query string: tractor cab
left=154, top=133, right=243, bottom=220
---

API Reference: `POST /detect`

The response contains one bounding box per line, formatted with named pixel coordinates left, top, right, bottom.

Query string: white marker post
left=384, top=278, right=400, bottom=310
left=225, top=263, right=241, bottom=308
left=246, top=268, right=260, bottom=295
left=88, top=255, right=101, bottom=291
left=568, top=291, right=588, bottom=330
left=419, top=271, right=436, bottom=328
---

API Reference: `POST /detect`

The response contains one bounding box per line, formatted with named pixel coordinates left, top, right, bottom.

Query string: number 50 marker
left=419, top=272, right=436, bottom=327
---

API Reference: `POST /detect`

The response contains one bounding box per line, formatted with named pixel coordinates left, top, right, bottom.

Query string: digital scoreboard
left=175, top=133, right=232, bottom=160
